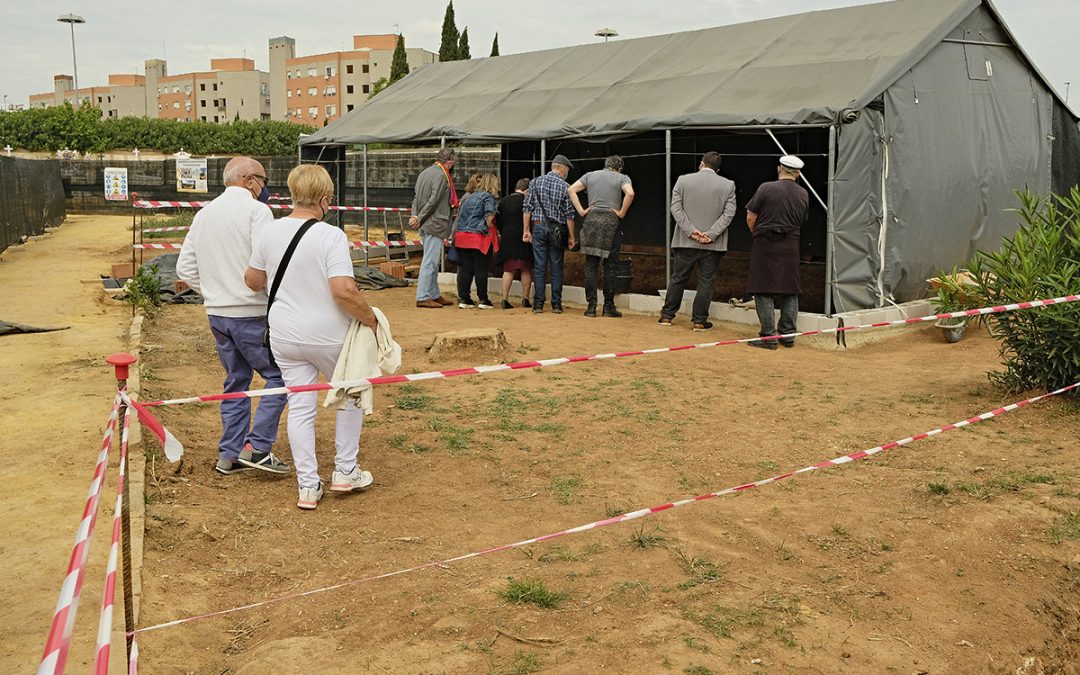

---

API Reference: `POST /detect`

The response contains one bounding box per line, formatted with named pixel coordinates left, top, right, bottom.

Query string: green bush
left=0, top=103, right=316, bottom=155
left=951, top=189, right=1080, bottom=394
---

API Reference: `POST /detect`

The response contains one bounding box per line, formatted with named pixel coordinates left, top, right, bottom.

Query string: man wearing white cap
left=744, top=155, right=809, bottom=349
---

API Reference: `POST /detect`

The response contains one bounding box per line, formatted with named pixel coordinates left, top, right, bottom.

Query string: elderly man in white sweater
left=176, top=156, right=290, bottom=476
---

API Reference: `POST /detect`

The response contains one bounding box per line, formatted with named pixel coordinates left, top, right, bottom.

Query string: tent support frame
left=664, top=130, right=672, bottom=286
left=825, top=125, right=837, bottom=316
left=362, top=143, right=369, bottom=266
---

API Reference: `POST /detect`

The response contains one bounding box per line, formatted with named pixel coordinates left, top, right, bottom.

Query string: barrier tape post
left=105, top=354, right=138, bottom=663
left=93, top=406, right=132, bottom=675
left=38, top=394, right=122, bottom=675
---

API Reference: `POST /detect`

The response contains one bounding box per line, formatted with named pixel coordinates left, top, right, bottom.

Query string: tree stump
left=427, top=327, right=509, bottom=360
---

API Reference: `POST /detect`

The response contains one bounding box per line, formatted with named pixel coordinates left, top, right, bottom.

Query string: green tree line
left=0, top=103, right=315, bottom=155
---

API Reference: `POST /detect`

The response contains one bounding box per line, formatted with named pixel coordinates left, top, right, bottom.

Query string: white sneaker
left=297, top=483, right=324, bottom=510
left=330, top=466, right=374, bottom=493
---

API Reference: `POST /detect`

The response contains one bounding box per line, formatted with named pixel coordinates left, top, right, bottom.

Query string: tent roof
left=301, top=0, right=1032, bottom=146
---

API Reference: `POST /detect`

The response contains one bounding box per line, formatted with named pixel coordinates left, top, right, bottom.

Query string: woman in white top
left=245, top=164, right=378, bottom=510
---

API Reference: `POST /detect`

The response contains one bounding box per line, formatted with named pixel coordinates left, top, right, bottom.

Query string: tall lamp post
left=594, top=28, right=618, bottom=43
left=57, top=14, right=86, bottom=108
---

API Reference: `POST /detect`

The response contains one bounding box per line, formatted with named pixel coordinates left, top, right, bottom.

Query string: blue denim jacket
left=456, top=191, right=497, bottom=234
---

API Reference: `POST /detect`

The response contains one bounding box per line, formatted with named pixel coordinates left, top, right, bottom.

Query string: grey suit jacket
left=411, top=163, right=453, bottom=239
left=669, top=169, right=737, bottom=251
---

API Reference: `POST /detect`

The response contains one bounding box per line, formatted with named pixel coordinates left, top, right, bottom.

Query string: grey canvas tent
left=300, top=0, right=1080, bottom=314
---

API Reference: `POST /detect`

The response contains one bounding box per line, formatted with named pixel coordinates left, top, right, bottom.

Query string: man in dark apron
left=745, top=155, right=809, bottom=349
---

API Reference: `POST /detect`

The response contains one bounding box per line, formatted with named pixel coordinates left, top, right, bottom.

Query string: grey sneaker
left=237, top=443, right=291, bottom=475
left=297, top=483, right=324, bottom=510
left=330, top=466, right=374, bottom=493
left=215, top=458, right=255, bottom=475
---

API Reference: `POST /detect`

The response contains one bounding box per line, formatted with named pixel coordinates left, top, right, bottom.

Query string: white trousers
left=272, top=340, right=364, bottom=489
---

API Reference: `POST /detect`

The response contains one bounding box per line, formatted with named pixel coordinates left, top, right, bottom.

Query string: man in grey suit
left=409, top=147, right=458, bottom=308
left=659, top=151, right=737, bottom=330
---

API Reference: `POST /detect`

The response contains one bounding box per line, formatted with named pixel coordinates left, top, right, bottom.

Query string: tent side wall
left=878, top=5, right=1052, bottom=304
left=1052, top=101, right=1080, bottom=194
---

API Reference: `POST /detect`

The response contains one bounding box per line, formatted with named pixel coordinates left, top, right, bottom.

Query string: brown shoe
left=435, top=296, right=454, bottom=306
left=416, top=299, right=442, bottom=308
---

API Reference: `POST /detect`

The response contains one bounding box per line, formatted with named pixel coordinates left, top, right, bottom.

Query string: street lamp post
left=57, top=14, right=86, bottom=108
left=594, top=28, right=618, bottom=43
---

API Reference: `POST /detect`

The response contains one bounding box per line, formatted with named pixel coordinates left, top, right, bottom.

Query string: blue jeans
left=416, top=231, right=444, bottom=301
left=208, top=315, right=287, bottom=461
left=754, top=294, right=799, bottom=344
left=531, top=225, right=564, bottom=308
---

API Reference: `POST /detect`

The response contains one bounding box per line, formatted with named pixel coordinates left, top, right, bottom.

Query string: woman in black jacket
left=494, top=178, right=534, bottom=309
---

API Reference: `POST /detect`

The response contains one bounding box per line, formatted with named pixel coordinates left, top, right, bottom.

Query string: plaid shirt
left=523, top=171, right=574, bottom=227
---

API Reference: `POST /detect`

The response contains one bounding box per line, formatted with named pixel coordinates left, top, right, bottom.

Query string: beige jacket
left=323, top=307, right=402, bottom=413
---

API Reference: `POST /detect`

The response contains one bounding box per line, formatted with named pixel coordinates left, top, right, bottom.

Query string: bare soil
left=2, top=214, right=1078, bottom=675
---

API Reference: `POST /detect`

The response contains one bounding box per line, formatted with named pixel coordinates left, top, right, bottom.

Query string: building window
left=213, top=83, right=218, bottom=91
left=362, top=84, right=370, bottom=94
left=214, top=116, right=219, bottom=123
left=287, top=90, right=292, bottom=98
left=362, top=64, right=369, bottom=74
left=260, top=83, right=268, bottom=95
left=172, top=86, right=179, bottom=93
left=200, top=83, right=205, bottom=91
left=324, top=85, right=336, bottom=96
left=307, top=67, right=317, bottom=77
left=346, top=84, right=354, bottom=94
left=307, top=87, right=317, bottom=96
left=201, top=116, right=207, bottom=121
left=184, top=101, right=191, bottom=111
left=346, top=104, right=354, bottom=112
left=296, top=88, right=301, bottom=97
left=287, top=71, right=292, bottom=79
left=308, top=106, right=317, bottom=118
left=97, top=96, right=103, bottom=103
left=200, top=99, right=206, bottom=107
left=346, top=64, right=354, bottom=74
left=173, top=102, right=180, bottom=109
left=326, top=104, right=336, bottom=116
left=326, top=66, right=336, bottom=77
left=184, top=85, right=191, bottom=94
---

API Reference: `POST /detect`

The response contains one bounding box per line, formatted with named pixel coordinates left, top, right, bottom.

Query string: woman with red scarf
left=453, top=173, right=500, bottom=308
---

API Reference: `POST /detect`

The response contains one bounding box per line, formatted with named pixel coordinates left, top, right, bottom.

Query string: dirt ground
left=4, top=214, right=1079, bottom=674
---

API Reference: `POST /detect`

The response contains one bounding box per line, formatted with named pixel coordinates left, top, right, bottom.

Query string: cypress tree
left=438, top=2, right=459, bottom=62
left=390, top=33, right=410, bottom=82
left=458, top=27, right=471, bottom=60
left=490, top=33, right=499, bottom=57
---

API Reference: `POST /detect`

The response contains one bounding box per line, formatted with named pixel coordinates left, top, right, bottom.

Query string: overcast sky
left=2, top=0, right=1076, bottom=111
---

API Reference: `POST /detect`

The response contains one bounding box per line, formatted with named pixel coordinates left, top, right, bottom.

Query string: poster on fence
left=176, top=158, right=208, bottom=193
left=104, top=167, right=129, bottom=201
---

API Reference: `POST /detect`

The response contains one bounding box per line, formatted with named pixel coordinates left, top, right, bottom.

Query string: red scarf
left=436, top=161, right=459, bottom=208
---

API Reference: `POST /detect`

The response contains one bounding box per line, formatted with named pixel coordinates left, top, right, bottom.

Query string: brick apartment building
left=269, top=34, right=437, bottom=126
left=29, top=58, right=269, bottom=123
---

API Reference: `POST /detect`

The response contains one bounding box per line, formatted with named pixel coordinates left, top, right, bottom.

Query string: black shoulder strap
left=267, top=218, right=317, bottom=310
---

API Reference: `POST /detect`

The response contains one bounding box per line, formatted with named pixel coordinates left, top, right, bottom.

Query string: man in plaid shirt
left=523, top=154, right=577, bottom=313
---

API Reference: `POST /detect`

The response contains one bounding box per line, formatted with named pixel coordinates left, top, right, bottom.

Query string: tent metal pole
left=664, top=129, right=672, bottom=287
left=825, top=125, right=837, bottom=317
left=363, top=144, right=369, bottom=267
left=764, top=127, right=828, bottom=212
left=440, top=136, right=446, bottom=149
left=539, top=139, right=546, bottom=175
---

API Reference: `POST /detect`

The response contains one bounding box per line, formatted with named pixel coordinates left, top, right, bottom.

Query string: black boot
left=602, top=304, right=622, bottom=318
left=584, top=303, right=597, bottom=317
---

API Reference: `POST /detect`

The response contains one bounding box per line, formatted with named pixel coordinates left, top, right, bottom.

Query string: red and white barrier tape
left=39, top=394, right=122, bottom=675
left=132, top=239, right=421, bottom=251
left=139, top=226, right=189, bottom=234
left=133, top=200, right=410, bottom=213
left=92, top=406, right=132, bottom=675
left=127, top=381, right=1080, bottom=637
left=141, top=295, right=1080, bottom=408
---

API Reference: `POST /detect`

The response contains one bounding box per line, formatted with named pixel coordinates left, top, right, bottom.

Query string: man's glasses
left=250, top=174, right=268, bottom=184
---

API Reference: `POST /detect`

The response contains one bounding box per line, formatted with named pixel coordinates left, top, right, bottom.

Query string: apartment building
left=269, top=34, right=437, bottom=126
left=28, top=58, right=268, bottom=123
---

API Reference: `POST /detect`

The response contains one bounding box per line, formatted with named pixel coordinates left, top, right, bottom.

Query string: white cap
left=779, top=155, right=804, bottom=170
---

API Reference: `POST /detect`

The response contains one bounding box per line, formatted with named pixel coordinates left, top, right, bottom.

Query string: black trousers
left=660, top=248, right=725, bottom=323
left=456, top=247, right=491, bottom=303
left=584, top=230, right=622, bottom=307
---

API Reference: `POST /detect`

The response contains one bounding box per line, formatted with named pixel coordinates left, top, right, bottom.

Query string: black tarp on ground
left=0, top=321, right=69, bottom=336
left=0, top=156, right=66, bottom=254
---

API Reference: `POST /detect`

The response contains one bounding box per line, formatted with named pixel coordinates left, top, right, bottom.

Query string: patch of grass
left=1049, top=511, right=1080, bottom=544
left=498, top=577, right=568, bottom=608
left=928, top=481, right=951, bottom=495
left=684, top=606, right=764, bottom=638
left=550, top=475, right=583, bottom=505
left=504, top=651, right=543, bottom=675
left=831, top=523, right=849, bottom=538
left=673, top=548, right=723, bottom=589
left=956, top=471, right=1056, bottom=499
left=393, top=384, right=434, bottom=411
left=439, top=425, right=474, bottom=454
left=683, top=666, right=716, bottom=675
left=629, top=526, right=666, bottom=549
left=388, top=434, right=407, bottom=450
